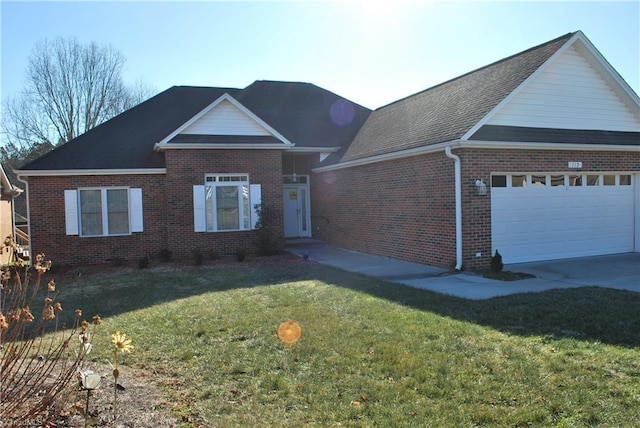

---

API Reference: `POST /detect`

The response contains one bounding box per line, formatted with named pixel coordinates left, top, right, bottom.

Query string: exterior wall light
left=475, top=179, right=487, bottom=196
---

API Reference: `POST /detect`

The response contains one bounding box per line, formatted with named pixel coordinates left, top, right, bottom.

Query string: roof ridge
left=376, top=31, right=576, bottom=110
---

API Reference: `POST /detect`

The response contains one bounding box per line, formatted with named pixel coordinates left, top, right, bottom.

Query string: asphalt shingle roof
left=338, top=32, right=576, bottom=163
left=19, top=82, right=371, bottom=171
left=235, top=81, right=371, bottom=148
left=20, top=86, right=236, bottom=171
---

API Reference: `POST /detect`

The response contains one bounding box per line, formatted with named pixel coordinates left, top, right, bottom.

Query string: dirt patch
left=50, top=364, right=178, bottom=427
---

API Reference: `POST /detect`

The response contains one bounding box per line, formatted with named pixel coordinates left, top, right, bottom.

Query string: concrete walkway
left=285, top=240, right=640, bottom=300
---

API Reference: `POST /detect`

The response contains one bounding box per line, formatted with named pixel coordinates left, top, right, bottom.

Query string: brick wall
left=28, top=174, right=167, bottom=266
left=164, top=149, right=284, bottom=260
left=27, top=149, right=285, bottom=266
left=312, top=151, right=458, bottom=268
left=312, top=148, right=640, bottom=270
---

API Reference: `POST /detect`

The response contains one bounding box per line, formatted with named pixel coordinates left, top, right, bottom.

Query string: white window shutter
left=250, top=184, right=262, bottom=229
left=193, top=185, right=206, bottom=232
left=64, top=190, right=79, bottom=236
left=130, top=188, right=143, bottom=232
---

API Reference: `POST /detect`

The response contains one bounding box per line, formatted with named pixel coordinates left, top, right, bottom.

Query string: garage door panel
left=491, top=174, right=634, bottom=264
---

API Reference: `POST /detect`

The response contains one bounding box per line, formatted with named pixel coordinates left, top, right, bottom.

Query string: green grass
left=54, top=263, right=640, bottom=427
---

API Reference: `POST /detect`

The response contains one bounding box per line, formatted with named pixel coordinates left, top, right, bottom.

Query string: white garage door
left=491, top=173, right=635, bottom=264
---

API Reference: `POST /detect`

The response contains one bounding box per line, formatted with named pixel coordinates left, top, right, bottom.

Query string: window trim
left=205, top=174, right=250, bottom=232
left=65, top=188, right=143, bottom=237
left=194, top=175, right=261, bottom=233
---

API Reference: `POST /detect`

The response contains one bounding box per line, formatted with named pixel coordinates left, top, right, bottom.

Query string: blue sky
left=1, top=1, right=639, bottom=109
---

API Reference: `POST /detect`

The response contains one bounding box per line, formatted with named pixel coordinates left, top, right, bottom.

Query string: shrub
left=254, top=203, right=281, bottom=256
left=192, top=249, right=204, bottom=266
left=0, top=243, right=98, bottom=423
left=491, top=250, right=504, bottom=273
left=158, top=248, right=172, bottom=263
left=236, top=249, right=247, bottom=262
left=138, top=255, right=150, bottom=269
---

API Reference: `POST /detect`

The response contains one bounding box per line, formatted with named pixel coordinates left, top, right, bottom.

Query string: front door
left=283, top=184, right=310, bottom=237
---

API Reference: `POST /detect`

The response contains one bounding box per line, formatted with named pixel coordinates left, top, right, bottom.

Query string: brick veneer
left=27, top=149, right=285, bottom=266
left=28, top=174, right=167, bottom=265
left=312, top=147, right=640, bottom=270
left=312, top=151, right=457, bottom=268
left=164, top=149, right=284, bottom=260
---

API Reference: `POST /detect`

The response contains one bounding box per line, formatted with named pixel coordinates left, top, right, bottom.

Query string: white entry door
left=283, top=185, right=310, bottom=238
left=491, top=173, right=635, bottom=264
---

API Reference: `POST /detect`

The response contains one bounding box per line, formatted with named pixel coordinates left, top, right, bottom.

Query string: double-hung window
left=65, top=188, right=143, bottom=236
left=193, top=175, right=261, bottom=232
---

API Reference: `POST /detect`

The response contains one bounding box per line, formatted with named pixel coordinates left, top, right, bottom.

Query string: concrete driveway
left=505, top=253, right=640, bottom=292
left=286, top=241, right=639, bottom=300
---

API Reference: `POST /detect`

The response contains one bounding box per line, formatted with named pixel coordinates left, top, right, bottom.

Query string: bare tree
left=1, top=37, right=155, bottom=150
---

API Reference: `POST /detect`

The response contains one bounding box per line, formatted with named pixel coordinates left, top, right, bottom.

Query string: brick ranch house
left=16, top=31, right=640, bottom=270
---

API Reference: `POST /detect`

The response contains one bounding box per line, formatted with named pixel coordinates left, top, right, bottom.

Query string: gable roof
left=156, top=93, right=295, bottom=149
left=0, top=164, right=22, bottom=197
left=18, top=81, right=370, bottom=174
left=18, top=86, right=236, bottom=172
left=336, top=32, right=577, bottom=164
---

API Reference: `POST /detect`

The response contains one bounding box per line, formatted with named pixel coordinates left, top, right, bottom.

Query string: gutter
left=444, top=146, right=463, bottom=271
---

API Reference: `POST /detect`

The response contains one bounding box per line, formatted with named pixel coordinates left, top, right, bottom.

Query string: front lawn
left=55, top=260, right=640, bottom=427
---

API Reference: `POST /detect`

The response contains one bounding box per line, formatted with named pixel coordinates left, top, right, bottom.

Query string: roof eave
left=313, top=141, right=461, bottom=172
left=459, top=140, right=640, bottom=151
left=15, top=168, right=167, bottom=177
left=285, top=146, right=340, bottom=153
left=155, top=143, right=293, bottom=151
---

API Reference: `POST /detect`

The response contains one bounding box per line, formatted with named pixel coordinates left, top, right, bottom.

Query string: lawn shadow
left=312, top=266, right=640, bottom=348
left=49, top=260, right=639, bottom=348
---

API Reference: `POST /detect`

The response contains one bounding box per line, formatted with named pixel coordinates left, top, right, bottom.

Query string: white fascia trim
left=156, top=143, right=292, bottom=151
left=286, top=146, right=340, bottom=153
left=154, top=93, right=294, bottom=150
left=313, top=141, right=461, bottom=172
left=461, top=32, right=580, bottom=141
left=313, top=139, right=639, bottom=173
left=571, top=32, right=640, bottom=114
left=458, top=140, right=640, bottom=152
left=14, top=168, right=167, bottom=177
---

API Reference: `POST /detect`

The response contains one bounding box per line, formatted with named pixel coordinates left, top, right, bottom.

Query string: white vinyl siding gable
left=181, top=99, right=271, bottom=136
left=64, top=188, right=143, bottom=236
left=487, top=45, right=639, bottom=132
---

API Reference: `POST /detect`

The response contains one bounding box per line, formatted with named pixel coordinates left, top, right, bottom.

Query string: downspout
left=444, top=146, right=463, bottom=270
left=16, top=174, right=31, bottom=258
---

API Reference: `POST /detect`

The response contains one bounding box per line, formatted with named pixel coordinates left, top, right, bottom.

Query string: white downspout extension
left=16, top=174, right=32, bottom=257
left=444, top=146, right=463, bottom=270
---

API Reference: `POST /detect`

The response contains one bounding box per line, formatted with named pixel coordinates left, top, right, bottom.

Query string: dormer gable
left=155, top=93, right=293, bottom=150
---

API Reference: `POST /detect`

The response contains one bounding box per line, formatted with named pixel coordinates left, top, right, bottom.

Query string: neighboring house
left=0, top=164, right=23, bottom=264
left=16, top=31, right=640, bottom=270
